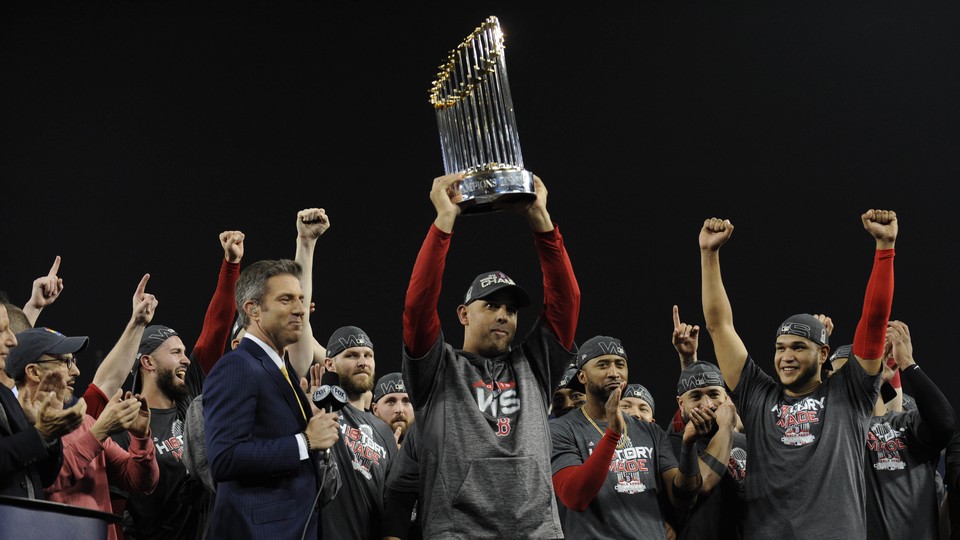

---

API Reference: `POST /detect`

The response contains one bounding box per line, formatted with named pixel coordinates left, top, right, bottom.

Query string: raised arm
left=500, top=176, right=579, bottom=347
left=22, top=256, right=64, bottom=326
left=852, top=210, right=897, bottom=375
left=699, top=218, right=748, bottom=391
left=192, top=230, right=244, bottom=374
left=288, top=208, right=329, bottom=377
left=668, top=305, right=702, bottom=433
left=403, top=173, right=461, bottom=357
left=89, top=274, right=157, bottom=401
left=531, top=178, right=579, bottom=348
left=672, top=305, right=700, bottom=370
left=886, top=320, right=955, bottom=448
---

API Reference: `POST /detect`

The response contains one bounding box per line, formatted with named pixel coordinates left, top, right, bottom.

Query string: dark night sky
left=2, top=2, right=959, bottom=421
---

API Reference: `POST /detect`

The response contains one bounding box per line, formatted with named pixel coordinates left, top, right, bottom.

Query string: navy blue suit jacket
left=0, top=384, right=63, bottom=498
left=203, top=338, right=320, bottom=540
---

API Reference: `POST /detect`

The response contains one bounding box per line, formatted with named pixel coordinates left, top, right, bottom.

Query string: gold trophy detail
left=429, top=16, right=536, bottom=214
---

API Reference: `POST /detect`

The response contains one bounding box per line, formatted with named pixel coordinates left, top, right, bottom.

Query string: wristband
left=702, top=453, right=728, bottom=478
left=679, top=442, right=699, bottom=477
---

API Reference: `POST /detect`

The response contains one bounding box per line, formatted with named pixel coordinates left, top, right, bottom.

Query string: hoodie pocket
left=451, top=456, right=550, bottom=537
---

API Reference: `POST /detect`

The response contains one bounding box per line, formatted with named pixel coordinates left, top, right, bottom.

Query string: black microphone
left=300, top=370, right=345, bottom=540
left=312, top=371, right=348, bottom=459
left=312, top=371, right=349, bottom=413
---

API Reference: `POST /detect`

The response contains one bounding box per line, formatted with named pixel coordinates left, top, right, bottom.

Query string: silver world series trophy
left=429, top=16, right=535, bottom=214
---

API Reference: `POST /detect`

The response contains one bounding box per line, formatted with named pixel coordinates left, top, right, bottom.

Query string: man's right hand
left=430, top=173, right=463, bottom=233
left=90, top=389, right=142, bottom=442
left=672, top=305, right=699, bottom=368
left=26, top=256, right=64, bottom=313
left=305, top=410, right=340, bottom=451
left=861, top=209, right=898, bottom=249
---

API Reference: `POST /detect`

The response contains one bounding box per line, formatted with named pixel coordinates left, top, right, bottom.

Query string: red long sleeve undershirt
left=672, top=407, right=685, bottom=433
left=403, top=224, right=579, bottom=357
left=193, top=259, right=241, bottom=374
left=552, top=428, right=620, bottom=511
left=852, top=249, right=894, bottom=360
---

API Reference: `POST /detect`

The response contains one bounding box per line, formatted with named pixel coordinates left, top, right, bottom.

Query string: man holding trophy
left=401, top=170, right=579, bottom=538
left=399, top=17, right=580, bottom=537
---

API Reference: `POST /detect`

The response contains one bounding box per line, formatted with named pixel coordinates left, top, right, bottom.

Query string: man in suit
left=0, top=304, right=85, bottom=499
left=203, top=259, right=341, bottom=540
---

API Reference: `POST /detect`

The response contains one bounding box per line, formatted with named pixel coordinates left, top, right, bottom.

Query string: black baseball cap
left=826, top=343, right=852, bottom=373
left=463, top=271, right=530, bottom=308
left=776, top=314, right=829, bottom=347
left=372, top=372, right=407, bottom=404
left=623, top=383, right=655, bottom=414
left=676, top=362, right=725, bottom=396
left=576, top=336, right=627, bottom=370
left=138, top=325, right=180, bottom=358
left=325, top=326, right=374, bottom=358
left=556, top=363, right=582, bottom=393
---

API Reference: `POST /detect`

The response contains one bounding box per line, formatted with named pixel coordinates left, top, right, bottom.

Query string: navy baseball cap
left=5, top=327, right=89, bottom=380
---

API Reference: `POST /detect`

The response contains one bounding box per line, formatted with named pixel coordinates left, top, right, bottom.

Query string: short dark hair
left=234, top=259, right=302, bottom=329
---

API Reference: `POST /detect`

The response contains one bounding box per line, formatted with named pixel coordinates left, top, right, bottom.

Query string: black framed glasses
left=35, top=356, right=77, bottom=369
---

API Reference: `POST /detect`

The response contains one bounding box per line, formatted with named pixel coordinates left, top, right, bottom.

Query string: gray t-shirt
left=321, top=403, right=398, bottom=540
left=402, top=320, right=573, bottom=539
left=732, top=355, right=880, bottom=539
left=550, top=409, right=678, bottom=539
left=864, top=410, right=942, bottom=540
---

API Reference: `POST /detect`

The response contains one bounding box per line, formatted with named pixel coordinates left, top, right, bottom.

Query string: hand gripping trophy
left=429, top=16, right=536, bottom=214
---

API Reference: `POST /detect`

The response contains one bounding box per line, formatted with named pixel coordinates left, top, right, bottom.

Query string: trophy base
left=458, top=168, right=536, bottom=215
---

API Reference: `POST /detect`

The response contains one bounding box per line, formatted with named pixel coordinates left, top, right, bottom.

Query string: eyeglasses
left=35, top=356, right=77, bottom=369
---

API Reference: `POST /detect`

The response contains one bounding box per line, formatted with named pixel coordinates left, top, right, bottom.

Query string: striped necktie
left=280, top=364, right=307, bottom=420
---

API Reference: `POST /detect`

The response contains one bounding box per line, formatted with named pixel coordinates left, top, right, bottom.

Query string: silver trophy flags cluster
left=429, top=16, right=536, bottom=213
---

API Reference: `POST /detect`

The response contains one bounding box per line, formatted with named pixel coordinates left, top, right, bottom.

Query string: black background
left=3, top=2, right=958, bottom=424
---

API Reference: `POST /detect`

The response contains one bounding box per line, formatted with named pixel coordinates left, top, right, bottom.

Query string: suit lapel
left=241, top=340, right=308, bottom=427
